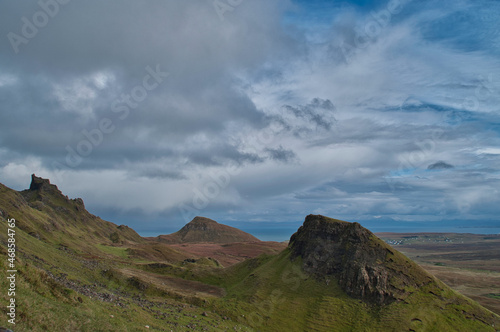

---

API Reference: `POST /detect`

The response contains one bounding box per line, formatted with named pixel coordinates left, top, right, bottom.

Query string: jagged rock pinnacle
left=289, top=214, right=432, bottom=305
left=30, top=174, right=53, bottom=190
left=26, top=174, right=85, bottom=209
left=29, top=174, right=65, bottom=195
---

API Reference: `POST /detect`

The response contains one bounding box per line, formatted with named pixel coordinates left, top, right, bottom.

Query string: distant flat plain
left=377, top=232, right=500, bottom=315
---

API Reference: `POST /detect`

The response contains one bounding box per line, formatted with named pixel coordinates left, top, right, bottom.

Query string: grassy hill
left=154, top=216, right=260, bottom=244
left=4, top=175, right=145, bottom=250
left=0, top=176, right=498, bottom=331
left=197, top=215, right=500, bottom=331
left=204, top=250, right=499, bottom=331
left=0, top=176, right=250, bottom=331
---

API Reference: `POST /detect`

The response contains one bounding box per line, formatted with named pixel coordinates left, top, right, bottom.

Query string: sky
left=1, top=0, right=500, bottom=240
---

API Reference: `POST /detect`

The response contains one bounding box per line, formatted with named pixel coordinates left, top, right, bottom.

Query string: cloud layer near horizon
left=1, top=0, right=499, bottom=232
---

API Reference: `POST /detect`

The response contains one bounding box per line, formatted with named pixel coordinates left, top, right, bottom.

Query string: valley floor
left=378, top=232, right=500, bottom=316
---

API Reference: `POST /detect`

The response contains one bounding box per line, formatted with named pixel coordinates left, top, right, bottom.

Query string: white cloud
left=0, top=0, right=499, bottom=232
left=476, top=148, right=500, bottom=155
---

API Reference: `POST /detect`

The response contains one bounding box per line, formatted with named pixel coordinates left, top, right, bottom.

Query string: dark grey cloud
left=427, top=161, right=454, bottom=170
left=185, top=144, right=265, bottom=167
left=0, top=0, right=296, bottom=173
left=282, top=98, right=336, bottom=134
left=132, top=169, right=186, bottom=181
left=264, top=145, right=297, bottom=163
left=1, top=0, right=500, bottom=234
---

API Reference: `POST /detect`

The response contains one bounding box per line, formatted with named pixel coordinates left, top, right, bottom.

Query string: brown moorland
left=168, top=241, right=288, bottom=267
left=377, top=232, right=500, bottom=315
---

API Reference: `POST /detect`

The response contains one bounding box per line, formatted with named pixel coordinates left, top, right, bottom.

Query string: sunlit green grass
left=95, top=244, right=129, bottom=259
left=0, top=182, right=498, bottom=331
left=202, top=249, right=500, bottom=331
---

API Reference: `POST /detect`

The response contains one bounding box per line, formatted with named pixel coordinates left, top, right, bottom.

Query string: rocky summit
left=28, top=174, right=60, bottom=192
left=155, top=216, right=260, bottom=244
left=289, top=214, right=434, bottom=305
left=22, top=174, right=85, bottom=209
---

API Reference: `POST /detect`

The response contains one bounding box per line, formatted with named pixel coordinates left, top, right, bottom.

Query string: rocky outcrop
left=7, top=175, right=146, bottom=245
left=23, top=174, right=86, bottom=211
left=29, top=174, right=55, bottom=190
left=28, top=174, right=64, bottom=195
left=289, top=215, right=432, bottom=305
left=156, top=216, right=260, bottom=244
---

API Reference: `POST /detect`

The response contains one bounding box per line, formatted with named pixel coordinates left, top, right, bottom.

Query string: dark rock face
left=24, top=175, right=87, bottom=212
left=0, top=327, right=14, bottom=332
left=182, top=216, right=217, bottom=232
left=289, top=215, right=427, bottom=305
left=72, top=198, right=85, bottom=206
left=29, top=174, right=61, bottom=193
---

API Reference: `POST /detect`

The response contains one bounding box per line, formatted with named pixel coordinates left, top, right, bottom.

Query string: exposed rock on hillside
left=22, top=174, right=86, bottom=207
left=289, top=214, right=434, bottom=305
left=156, top=216, right=259, bottom=244
left=0, top=174, right=145, bottom=246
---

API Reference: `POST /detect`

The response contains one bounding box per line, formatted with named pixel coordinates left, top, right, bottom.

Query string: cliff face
left=29, top=174, right=59, bottom=192
left=22, top=174, right=85, bottom=209
left=0, top=174, right=145, bottom=245
left=156, top=216, right=260, bottom=244
left=289, top=215, right=433, bottom=305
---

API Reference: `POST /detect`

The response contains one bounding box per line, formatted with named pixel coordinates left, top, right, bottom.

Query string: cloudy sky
left=1, top=0, right=500, bottom=240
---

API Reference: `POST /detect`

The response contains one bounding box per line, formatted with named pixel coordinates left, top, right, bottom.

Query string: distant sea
left=137, top=223, right=500, bottom=242
left=239, top=223, right=500, bottom=242
left=368, top=226, right=500, bottom=235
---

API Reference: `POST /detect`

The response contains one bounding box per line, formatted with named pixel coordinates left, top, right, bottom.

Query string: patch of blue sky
left=284, top=0, right=387, bottom=42
left=292, top=0, right=386, bottom=13
left=416, top=1, right=500, bottom=55
left=283, top=1, right=339, bottom=42
left=388, top=168, right=417, bottom=178
left=287, top=0, right=500, bottom=54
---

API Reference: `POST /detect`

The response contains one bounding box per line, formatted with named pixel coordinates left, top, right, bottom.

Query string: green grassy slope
left=0, top=177, right=498, bottom=331
left=207, top=248, right=499, bottom=331
left=0, top=178, right=252, bottom=331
